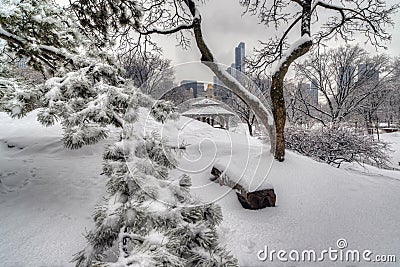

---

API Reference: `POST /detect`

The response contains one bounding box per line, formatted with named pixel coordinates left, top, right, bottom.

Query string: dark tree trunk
left=270, top=0, right=313, bottom=161
left=270, top=39, right=313, bottom=161
left=270, top=75, right=286, bottom=161
left=247, top=122, right=253, bottom=136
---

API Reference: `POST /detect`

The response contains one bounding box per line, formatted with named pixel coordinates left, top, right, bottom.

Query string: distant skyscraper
left=181, top=80, right=204, bottom=98
left=358, top=63, right=379, bottom=83
left=338, top=65, right=355, bottom=93
left=310, top=79, right=319, bottom=105
left=299, top=81, right=318, bottom=105
left=235, top=42, right=245, bottom=73
left=212, top=42, right=245, bottom=102
left=227, top=63, right=237, bottom=78
left=299, top=83, right=310, bottom=96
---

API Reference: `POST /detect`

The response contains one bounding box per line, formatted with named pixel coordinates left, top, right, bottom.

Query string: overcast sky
left=157, top=0, right=400, bottom=83
left=59, top=0, right=400, bottom=83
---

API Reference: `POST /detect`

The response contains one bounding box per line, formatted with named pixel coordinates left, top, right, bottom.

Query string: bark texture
left=271, top=40, right=312, bottom=161
left=270, top=0, right=313, bottom=161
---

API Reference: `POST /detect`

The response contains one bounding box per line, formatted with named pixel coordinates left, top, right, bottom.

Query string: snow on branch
left=138, top=22, right=195, bottom=35
left=217, top=65, right=274, bottom=126
left=0, top=0, right=81, bottom=73
left=272, top=34, right=312, bottom=76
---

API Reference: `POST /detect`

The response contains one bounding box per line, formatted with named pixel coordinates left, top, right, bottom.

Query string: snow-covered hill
left=0, top=110, right=399, bottom=266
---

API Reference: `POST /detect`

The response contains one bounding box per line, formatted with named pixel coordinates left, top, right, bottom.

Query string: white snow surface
left=182, top=105, right=235, bottom=116
left=1, top=109, right=400, bottom=266
left=0, top=111, right=110, bottom=266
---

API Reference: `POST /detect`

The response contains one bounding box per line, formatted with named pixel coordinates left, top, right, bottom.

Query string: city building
left=299, top=81, right=318, bottom=105
left=227, top=63, right=237, bottom=78
left=235, top=42, right=245, bottom=73
left=205, top=84, right=215, bottom=99
left=180, top=80, right=216, bottom=99
left=181, top=80, right=202, bottom=98
left=310, top=79, right=319, bottom=105
left=358, top=63, right=379, bottom=83
left=211, top=42, right=246, bottom=104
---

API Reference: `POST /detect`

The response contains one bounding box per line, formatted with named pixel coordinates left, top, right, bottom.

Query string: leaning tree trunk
left=247, top=121, right=253, bottom=136
left=185, top=0, right=314, bottom=161
left=184, top=2, right=276, bottom=155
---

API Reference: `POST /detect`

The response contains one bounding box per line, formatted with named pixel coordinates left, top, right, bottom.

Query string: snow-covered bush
left=285, top=125, right=392, bottom=168
left=73, top=131, right=237, bottom=267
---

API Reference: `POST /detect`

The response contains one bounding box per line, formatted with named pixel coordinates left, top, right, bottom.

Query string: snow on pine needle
left=73, top=128, right=238, bottom=267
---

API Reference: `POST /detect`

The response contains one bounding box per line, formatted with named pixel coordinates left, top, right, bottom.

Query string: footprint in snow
left=0, top=171, right=31, bottom=192
left=0, top=180, right=12, bottom=193
left=244, top=238, right=256, bottom=253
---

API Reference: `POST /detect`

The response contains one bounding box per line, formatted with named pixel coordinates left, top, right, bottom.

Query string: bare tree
left=293, top=45, right=394, bottom=128
left=284, top=80, right=315, bottom=126
left=230, top=96, right=257, bottom=136
left=373, top=57, right=400, bottom=127
left=121, top=53, right=175, bottom=97
left=228, top=74, right=272, bottom=136
left=71, top=0, right=277, bottom=159
left=240, top=0, right=399, bottom=161
left=70, top=0, right=398, bottom=162
left=358, top=85, right=393, bottom=137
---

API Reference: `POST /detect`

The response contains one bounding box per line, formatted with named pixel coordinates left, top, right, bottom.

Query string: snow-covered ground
left=0, top=110, right=399, bottom=266
left=0, top=112, right=109, bottom=266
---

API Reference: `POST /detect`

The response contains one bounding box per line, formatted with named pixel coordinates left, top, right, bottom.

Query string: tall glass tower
left=358, top=63, right=379, bottom=83
left=310, top=79, right=319, bottom=105
left=235, top=42, right=245, bottom=73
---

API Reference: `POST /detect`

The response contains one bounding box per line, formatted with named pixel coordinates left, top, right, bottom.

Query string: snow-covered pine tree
left=1, top=59, right=238, bottom=265
left=0, top=0, right=81, bottom=75
left=3, top=57, right=236, bottom=265
left=37, top=62, right=149, bottom=148
left=0, top=61, right=40, bottom=117
left=73, top=128, right=237, bottom=266
left=1, top=1, right=237, bottom=266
